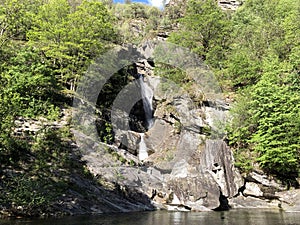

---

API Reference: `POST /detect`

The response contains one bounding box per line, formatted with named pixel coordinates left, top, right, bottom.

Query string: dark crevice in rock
left=182, top=125, right=211, bottom=135
left=179, top=204, right=192, bottom=211
left=233, top=180, right=246, bottom=197
left=214, top=191, right=231, bottom=211
left=152, top=166, right=172, bottom=175
left=212, top=163, right=221, bottom=174
left=195, top=191, right=208, bottom=201
left=202, top=100, right=230, bottom=111
left=157, top=32, right=169, bottom=39
left=147, top=60, right=155, bottom=68
left=129, top=100, right=149, bottom=133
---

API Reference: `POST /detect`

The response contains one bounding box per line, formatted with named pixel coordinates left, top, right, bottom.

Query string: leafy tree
left=226, top=89, right=256, bottom=171
left=224, top=47, right=262, bottom=88
left=28, top=0, right=117, bottom=90
left=0, top=45, right=60, bottom=164
left=224, top=0, right=300, bottom=89
left=0, top=0, right=41, bottom=48
left=226, top=0, right=300, bottom=184
left=249, top=62, right=300, bottom=180
left=163, top=0, right=187, bottom=20
left=228, top=59, right=300, bottom=183
left=126, top=3, right=148, bottom=19
left=168, top=0, right=232, bottom=68
left=27, top=0, right=72, bottom=88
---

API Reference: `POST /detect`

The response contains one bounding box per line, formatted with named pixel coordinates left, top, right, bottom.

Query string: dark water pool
left=1, top=209, right=299, bottom=225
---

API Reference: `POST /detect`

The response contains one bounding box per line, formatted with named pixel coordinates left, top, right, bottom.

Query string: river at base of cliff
left=1, top=209, right=300, bottom=225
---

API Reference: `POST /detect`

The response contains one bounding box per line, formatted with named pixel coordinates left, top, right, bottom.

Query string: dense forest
left=0, top=0, right=299, bottom=216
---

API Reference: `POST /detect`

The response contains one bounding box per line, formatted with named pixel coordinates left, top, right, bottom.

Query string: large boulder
left=229, top=195, right=280, bottom=209
left=199, top=139, right=244, bottom=198
left=246, top=171, right=285, bottom=191
left=115, top=130, right=140, bottom=155
left=243, top=182, right=264, bottom=197
left=276, top=189, right=300, bottom=212
left=168, top=173, right=221, bottom=210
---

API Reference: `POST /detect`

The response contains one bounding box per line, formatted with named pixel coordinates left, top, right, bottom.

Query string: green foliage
left=154, top=63, right=188, bottom=84
left=126, top=3, right=148, bottom=19
left=0, top=127, right=77, bottom=215
left=114, top=2, right=157, bottom=20
left=228, top=62, right=300, bottom=180
left=224, top=47, right=262, bottom=88
left=145, top=6, right=162, bottom=32
left=3, top=46, right=59, bottom=117
left=0, top=125, right=100, bottom=216
left=28, top=0, right=117, bottom=90
left=163, top=0, right=187, bottom=21
left=168, top=0, right=232, bottom=67
left=0, top=0, right=42, bottom=47
left=226, top=0, right=300, bottom=184
left=0, top=0, right=119, bottom=216
left=0, top=44, right=58, bottom=117
left=0, top=44, right=60, bottom=162
left=99, top=122, right=113, bottom=144
left=5, top=175, right=48, bottom=210
left=224, top=0, right=300, bottom=89
left=250, top=71, right=299, bottom=177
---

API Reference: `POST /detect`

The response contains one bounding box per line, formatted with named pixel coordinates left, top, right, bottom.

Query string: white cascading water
left=139, top=133, right=148, bottom=161
left=137, top=74, right=153, bottom=161
left=138, top=75, right=154, bottom=129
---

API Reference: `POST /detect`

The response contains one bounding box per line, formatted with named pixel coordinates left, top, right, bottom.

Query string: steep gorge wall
left=73, top=39, right=300, bottom=212
left=74, top=41, right=246, bottom=211
left=71, top=0, right=300, bottom=213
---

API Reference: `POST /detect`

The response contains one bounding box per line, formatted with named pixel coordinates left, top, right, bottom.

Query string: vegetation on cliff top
left=0, top=0, right=299, bottom=217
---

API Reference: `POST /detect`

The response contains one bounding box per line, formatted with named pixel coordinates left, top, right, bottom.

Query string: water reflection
left=1, top=209, right=300, bottom=225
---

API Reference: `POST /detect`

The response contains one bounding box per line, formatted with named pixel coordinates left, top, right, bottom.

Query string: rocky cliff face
left=70, top=1, right=300, bottom=215
left=3, top=1, right=299, bottom=218
left=72, top=37, right=300, bottom=213
left=71, top=40, right=297, bottom=213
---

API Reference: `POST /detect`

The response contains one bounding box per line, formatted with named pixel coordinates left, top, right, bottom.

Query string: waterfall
left=139, top=133, right=148, bottom=161
left=138, top=74, right=154, bottom=129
